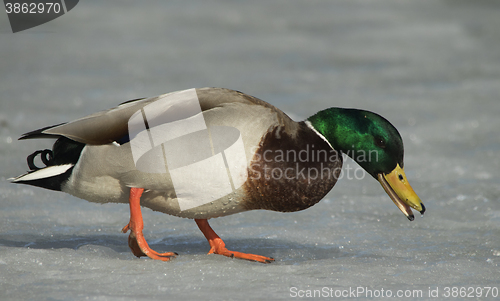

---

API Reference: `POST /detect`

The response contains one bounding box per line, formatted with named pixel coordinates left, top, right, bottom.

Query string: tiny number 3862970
left=5, top=2, right=62, bottom=14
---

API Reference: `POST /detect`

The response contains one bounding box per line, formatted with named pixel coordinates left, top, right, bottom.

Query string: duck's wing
left=19, top=88, right=298, bottom=145
left=19, top=96, right=151, bottom=144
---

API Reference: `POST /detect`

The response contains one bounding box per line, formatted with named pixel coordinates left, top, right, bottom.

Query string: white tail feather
left=10, top=164, right=74, bottom=182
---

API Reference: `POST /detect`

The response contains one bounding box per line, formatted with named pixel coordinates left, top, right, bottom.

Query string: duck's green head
left=307, top=108, right=425, bottom=221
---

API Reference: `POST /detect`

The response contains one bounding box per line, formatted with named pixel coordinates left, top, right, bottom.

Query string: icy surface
left=1, top=0, right=499, bottom=300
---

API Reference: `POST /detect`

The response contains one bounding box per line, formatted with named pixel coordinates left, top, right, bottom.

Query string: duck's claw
left=122, top=223, right=177, bottom=260
left=123, top=188, right=177, bottom=261
left=195, top=219, right=275, bottom=264
left=208, top=241, right=275, bottom=263
left=123, top=225, right=146, bottom=257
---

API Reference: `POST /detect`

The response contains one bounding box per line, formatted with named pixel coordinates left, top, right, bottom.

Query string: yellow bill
left=377, top=164, right=425, bottom=221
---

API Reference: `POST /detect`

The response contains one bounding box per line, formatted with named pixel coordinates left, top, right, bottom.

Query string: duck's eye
left=398, top=174, right=404, bottom=181
left=374, top=137, right=386, bottom=149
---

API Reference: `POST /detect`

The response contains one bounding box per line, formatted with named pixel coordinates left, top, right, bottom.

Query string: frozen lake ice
left=0, top=0, right=499, bottom=300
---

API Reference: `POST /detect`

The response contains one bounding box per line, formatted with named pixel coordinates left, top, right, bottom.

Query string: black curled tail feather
left=27, top=149, right=54, bottom=171
left=12, top=137, right=85, bottom=191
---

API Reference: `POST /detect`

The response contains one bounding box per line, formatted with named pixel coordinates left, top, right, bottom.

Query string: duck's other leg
left=121, top=187, right=177, bottom=261
left=195, top=219, right=274, bottom=263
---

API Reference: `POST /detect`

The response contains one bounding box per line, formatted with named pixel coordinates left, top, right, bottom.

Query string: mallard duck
left=11, top=87, right=425, bottom=263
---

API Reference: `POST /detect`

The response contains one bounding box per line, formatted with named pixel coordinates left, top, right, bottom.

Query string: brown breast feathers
left=243, top=121, right=342, bottom=212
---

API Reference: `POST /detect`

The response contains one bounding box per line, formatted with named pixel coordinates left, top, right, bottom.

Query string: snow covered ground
left=1, top=0, right=499, bottom=300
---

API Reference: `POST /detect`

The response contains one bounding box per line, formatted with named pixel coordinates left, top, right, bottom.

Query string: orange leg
left=195, top=219, right=274, bottom=263
left=121, top=187, right=177, bottom=261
